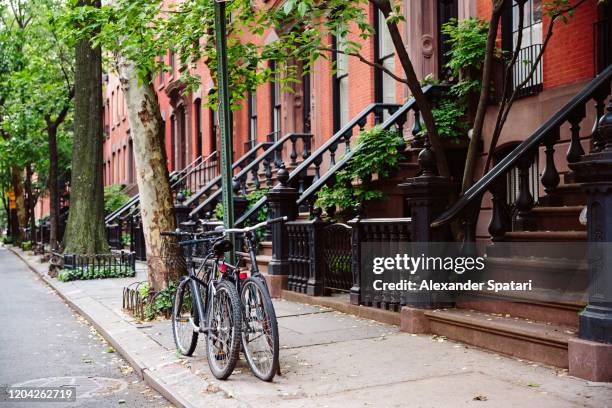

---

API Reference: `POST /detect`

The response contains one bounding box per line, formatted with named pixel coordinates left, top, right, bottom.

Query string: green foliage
left=21, top=240, right=33, bottom=251
left=441, top=18, right=489, bottom=87
left=104, top=185, right=130, bottom=215
left=61, top=0, right=375, bottom=111
left=2, top=236, right=13, bottom=245
left=214, top=187, right=270, bottom=224
left=315, top=126, right=402, bottom=216
left=143, top=281, right=177, bottom=320
left=419, top=17, right=490, bottom=141
left=121, top=232, right=131, bottom=247
left=57, top=265, right=136, bottom=282
left=426, top=99, right=469, bottom=141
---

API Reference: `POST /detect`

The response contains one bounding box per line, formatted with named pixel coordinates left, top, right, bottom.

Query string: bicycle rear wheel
left=172, top=278, right=199, bottom=356
left=206, top=280, right=242, bottom=380
left=240, top=277, right=279, bottom=381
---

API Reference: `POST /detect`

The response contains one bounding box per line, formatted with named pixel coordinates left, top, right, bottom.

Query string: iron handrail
left=183, top=141, right=273, bottom=208
left=296, top=85, right=444, bottom=206
left=432, top=64, right=612, bottom=228
left=234, top=102, right=406, bottom=226
left=189, top=133, right=312, bottom=218
left=106, top=151, right=217, bottom=224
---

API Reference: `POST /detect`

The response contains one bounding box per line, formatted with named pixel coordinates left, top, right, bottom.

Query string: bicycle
left=164, top=216, right=285, bottom=381
left=161, top=228, right=242, bottom=380
left=207, top=216, right=285, bottom=382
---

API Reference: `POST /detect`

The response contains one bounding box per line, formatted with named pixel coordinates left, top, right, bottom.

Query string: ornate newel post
left=174, top=192, right=190, bottom=226
left=397, top=137, right=454, bottom=332
left=266, top=164, right=298, bottom=297
left=232, top=180, right=248, bottom=220
left=568, top=101, right=612, bottom=382
left=399, top=137, right=454, bottom=242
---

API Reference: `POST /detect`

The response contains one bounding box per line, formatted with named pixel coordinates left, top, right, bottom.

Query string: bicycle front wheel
left=172, top=278, right=199, bottom=356
left=206, top=280, right=242, bottom=380
left=240, top=277, right=279, bottom=381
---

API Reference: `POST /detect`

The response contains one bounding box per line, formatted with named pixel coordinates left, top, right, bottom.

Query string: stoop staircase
left=425, top=64, right=612, bottom=369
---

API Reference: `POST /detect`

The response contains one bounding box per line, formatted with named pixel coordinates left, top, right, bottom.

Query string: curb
left=7, top=246, right=220, bottom=408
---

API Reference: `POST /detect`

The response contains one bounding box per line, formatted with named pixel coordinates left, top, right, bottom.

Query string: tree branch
left=484, top=0, right=588, bottom=171
left=318, top=46, right=408, bottom=84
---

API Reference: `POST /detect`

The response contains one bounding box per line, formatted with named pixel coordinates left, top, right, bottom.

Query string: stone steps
left=423, top=308, right=576, bottom=368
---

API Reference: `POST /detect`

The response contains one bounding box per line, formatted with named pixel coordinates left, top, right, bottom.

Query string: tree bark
left=10, top=166, right=25, bottom=243
left=117, top=56, right=180, bottom=292
left=63, top=0, right=108, bottom=255
left=460, top=0, right=504, bottom=194
left=25, top=164, right=35, bottom=238
left=47, top=125, right=60, bottom=250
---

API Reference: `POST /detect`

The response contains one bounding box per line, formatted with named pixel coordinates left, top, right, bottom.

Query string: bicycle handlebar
left=201, top=216, right=287, bottom=236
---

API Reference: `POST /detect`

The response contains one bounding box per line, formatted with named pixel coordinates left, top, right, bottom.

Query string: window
left=511, top=0, right=543, bottom=97
left=375, top=10, right=396, bottom=109
left=333, top=30, right=350, bottom=132
left=110, top=92, right=114, bottom=126
left=248, top=92, right=257, bottom=147
left=194, top=99, right=203, bottom=158
left=270, top=61, right=281, bottom=139
left=112, top=152, right=116, bottom=184
left=169, top=49, right=175, bottom=76
left=170, top=114, right=176, bottom=170
left=128, top=139, right=135, bottom=183
left=209, top=107, right=217, bottom=153
left=158, top=56, right=165, bottom=86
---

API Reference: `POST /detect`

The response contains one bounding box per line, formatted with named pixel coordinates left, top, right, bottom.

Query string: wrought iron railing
left=512, top=44, right=543, bottom=98
left=190, top=133, right=313, bottom=219
left=433, top=65, right=612, bottom=241
left=350, top=218, right=411, bottom=311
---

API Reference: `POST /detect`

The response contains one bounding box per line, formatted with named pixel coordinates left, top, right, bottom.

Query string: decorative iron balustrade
left=512, top=44, right=543, bottom=99
left=349, top=218, right=411, bottom=312
left=433, top=65, right=612, bottom=242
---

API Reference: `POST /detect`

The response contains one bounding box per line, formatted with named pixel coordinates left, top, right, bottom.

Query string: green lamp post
left=214, top=0, right=235, bottom=262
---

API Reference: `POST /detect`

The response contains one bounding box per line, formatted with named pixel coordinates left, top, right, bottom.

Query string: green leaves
left=104, top=185, right=130, bottom=215
left=315, top=126, right=402, bottom=217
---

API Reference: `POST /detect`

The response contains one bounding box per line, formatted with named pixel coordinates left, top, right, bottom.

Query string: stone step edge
left=423, top=309, right=572, bottom=350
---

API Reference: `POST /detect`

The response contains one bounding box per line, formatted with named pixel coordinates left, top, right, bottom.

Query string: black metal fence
left=350, top=218, right=412, bottom=311
left=512, top=44, right=543, bottom=99
left=62, top=250, right=136, bottom=273
left=321, top=223, right=353, bottom=292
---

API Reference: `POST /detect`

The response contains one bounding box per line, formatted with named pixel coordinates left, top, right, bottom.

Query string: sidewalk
left=8, top=246, right=611, bottom=408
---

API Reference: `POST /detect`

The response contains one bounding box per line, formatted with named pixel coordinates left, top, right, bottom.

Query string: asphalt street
left=0, top=246, right=172, bottom=408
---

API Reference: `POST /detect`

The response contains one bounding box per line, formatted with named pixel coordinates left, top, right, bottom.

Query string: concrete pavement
left=0, top=246, right=171, bottom=407
left=6, top=245, right=612, bottom=408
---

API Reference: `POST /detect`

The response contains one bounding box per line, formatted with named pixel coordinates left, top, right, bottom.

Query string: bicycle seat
left=213, top=239, right=233, bottom=256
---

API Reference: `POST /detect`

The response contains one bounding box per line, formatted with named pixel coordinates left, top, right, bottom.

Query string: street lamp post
left=214, top=0, right=235, bottom=262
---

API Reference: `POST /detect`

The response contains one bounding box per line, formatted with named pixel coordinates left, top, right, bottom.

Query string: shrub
left=21, top=240, right=33, bottom=251
left=104, top=185, right=130, bottom=215
left=315, top=126, right=402, bottom=217
left=57, top=265, right=136, bottom=282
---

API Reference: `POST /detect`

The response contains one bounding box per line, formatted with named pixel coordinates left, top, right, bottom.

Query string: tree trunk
left=460, top=0, right=504, bottom=194
left=63, top=0, right=108, bottom=255
left=10, top=166, right=26, bottom=243
left=25, top=164, right=35, bottom=240
left=117, top=57, right=180, bottom=292
left=48, top=125, right=60, bottom=250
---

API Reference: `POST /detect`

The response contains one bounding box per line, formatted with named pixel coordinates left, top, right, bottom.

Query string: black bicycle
left=164, top=216, right=284, bottom=381
left=211, top=217, right=285, bottom=382
left=161, top=228, right=242, bottom=380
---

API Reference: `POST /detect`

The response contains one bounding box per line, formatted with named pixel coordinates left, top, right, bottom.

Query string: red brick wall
left=543, top=0, right=598, bottom=89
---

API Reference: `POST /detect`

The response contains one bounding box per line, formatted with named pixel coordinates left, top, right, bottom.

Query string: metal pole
left=214, top=0, right=235, bottom=262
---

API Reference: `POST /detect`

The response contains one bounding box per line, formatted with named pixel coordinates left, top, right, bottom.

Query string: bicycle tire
left=206, top=280, right=242, bottom=380
left=172, top=278, right=199, bottom=356
left=240, top=276, right=280, bottom=382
